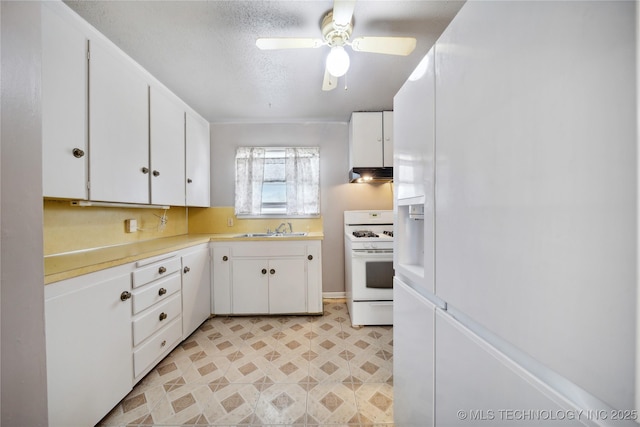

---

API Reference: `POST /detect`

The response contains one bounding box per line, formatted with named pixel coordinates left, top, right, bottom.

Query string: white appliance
left=393, top=1, right=636, bottom=426
left=344, top=210, right=394, bottom=326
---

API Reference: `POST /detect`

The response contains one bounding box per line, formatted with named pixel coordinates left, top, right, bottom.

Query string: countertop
left=44, top=232, right=324, bottom=285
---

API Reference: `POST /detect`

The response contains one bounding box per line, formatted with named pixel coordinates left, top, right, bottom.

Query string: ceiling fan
left=256, top=0, right=417, bottom=91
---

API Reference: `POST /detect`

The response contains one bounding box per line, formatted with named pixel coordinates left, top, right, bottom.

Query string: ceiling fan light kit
left=326, top=46, right=350, bottom=77
left=256, top=0, right=417, bottom=91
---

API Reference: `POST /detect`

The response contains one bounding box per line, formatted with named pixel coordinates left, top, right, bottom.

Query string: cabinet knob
left=153, top=170, right=160, bottom=177
left=161, top=340, right=167, bottom=347
left=187, top=178, right=193, bottom=184
left=120, top=291, right=132, bottom=301
left=158, top=287, right=167, bottom=296
left=159, top=312, right=168, bottom=321
left=141, top=167, right=149, bottom=174
left=307, top=255, right=313, bottom=261
left=183, top=266, right=190, bottom=274
left=270, top=268, right=276, bottom=275
left=72, top=148, right=85, bottom=158
left=261, top=268, right=267, bottom=275
left=158, top=266, right=167, bottom=274
left=222, top=255, right=228, bottom=261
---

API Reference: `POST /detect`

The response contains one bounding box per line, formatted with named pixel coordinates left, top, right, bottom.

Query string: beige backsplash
left=43, top=200, right=188, bottom=256
left=43, top=202, right=323, bottom=256
left=188, top=206, right=323, bottom=235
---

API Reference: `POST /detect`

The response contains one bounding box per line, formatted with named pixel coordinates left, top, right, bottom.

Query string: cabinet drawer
left=133, top=317, right=182, bottom=378
left=132, top=257, right=181, bottom=288
left=132, top=293, right=181, bottom=346
left=132, top=273, right=180, bottom=314
left=232, top=243, right=306, bottom=258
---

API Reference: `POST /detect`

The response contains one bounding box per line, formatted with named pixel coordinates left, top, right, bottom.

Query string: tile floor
left=98, top=301, right=394, bottom=426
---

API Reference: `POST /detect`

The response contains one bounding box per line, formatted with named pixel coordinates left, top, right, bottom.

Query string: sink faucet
left=275, top=222, right=293, bottom=234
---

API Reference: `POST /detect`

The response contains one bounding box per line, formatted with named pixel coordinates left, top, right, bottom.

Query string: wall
left=209, top=122, right=393, bottom=294
left=1, top=2, right=48, bottom=425
left=43, top=200, right=188, bottom=255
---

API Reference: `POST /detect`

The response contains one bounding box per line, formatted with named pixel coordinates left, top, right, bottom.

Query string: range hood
left=349, top=167, right=394, bottom=183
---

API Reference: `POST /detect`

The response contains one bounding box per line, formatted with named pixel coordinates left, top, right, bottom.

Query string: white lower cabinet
left=45, top=265, right=133, bottom=427
left=211, top=240, right=323, bottom=315
left=45, top=247, right=199, bottom=426
left=181, top=244, right=212, bottom=339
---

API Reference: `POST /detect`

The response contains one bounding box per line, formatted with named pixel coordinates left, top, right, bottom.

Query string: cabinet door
left=150, top=86, right=186, bottom=206
left=185, top=112, right=210, bottom=207
left=42, top=4, right=88, bottom=199
left=350, top=112, right=383, bottom=167
left=306, top=243, right=323, bottom=313
left=181, top=246, right=211, bottom=339
left=232, top=259, right=269, bottom=314
left=46, top=273, right=132, bottom=427
left=268, top=258, right=306, bottom=314
left=211, top=245, right=231, bottom=314
left=382, top=111, right=394, bottom=168
left=89, top=39, right=149, bottom=204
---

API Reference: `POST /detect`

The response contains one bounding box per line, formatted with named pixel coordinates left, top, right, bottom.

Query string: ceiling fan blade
left=350, top=36, right=417, bottom=56
left=256, top=38, right=324, bottom=50
left=332, top=0, right=356, bottom=27
left=322, top=67, right=338, bottom=91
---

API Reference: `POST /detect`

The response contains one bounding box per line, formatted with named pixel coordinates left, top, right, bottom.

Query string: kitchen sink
left=235, top=232, right=308, bottom=238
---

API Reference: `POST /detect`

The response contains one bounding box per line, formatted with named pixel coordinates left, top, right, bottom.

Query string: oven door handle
left=352, top=250, right=393, bottom=258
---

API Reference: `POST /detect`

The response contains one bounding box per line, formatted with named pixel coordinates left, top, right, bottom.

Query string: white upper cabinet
left=382, top=111, right=394, bottom=168
left=349, top=111, right=394, bottom=169
left=42, top=4, right=88, bottom=200
left=185, top=112, right=211, bottom=207
left=150, top=86, right=186, bottom=206
left=41, top=2, right=210, bottom=207
left=89, top=38, right=150, bottom=204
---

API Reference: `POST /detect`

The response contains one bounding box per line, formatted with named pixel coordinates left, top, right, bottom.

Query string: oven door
left=351, top=249, right=394, bottom=301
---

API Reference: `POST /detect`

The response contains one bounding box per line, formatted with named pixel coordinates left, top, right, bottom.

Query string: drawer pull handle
left=159, top=312, right=168, bottom=321
left=161, top=340, right=166, bottom=347
left=158, top=287, right=167, bottom=296
left=270, top=269, right=276, bottom=275
left=308, top=255, right=313, bottom=260
left=158, top=266, right=167, bottom=274
left=183, top=266, right=190, bottom=274
left=261, top=268, right=267, bottom=275
left=120, top=291, right=132, bottom=301
left=222, top=255, right=228, bottom=261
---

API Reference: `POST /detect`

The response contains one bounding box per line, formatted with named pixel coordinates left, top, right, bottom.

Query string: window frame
left=234, top=146, right=321, bottom=219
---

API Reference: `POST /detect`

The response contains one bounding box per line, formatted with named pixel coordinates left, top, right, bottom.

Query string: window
left=235, top=147, right=320, bottom=217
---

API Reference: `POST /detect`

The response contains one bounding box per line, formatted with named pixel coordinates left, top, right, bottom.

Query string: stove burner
left=383, top=230, right=394, bottom=237
left=353, top=230, right=379, bottom=238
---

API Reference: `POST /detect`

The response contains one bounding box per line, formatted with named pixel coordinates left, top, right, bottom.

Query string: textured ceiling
left=64, top=0, right=465, bottom=123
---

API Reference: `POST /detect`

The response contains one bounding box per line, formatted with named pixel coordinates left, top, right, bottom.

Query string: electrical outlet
left=227, top=217, right=234, bottom=227
left=125, top=218, right=137, bottom=233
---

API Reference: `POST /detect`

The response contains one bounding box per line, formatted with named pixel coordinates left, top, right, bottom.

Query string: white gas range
left=343, top=210, right=394, bottom=327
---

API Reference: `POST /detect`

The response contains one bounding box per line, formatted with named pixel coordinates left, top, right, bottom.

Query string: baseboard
left=323, top=291, right=346, bottom=299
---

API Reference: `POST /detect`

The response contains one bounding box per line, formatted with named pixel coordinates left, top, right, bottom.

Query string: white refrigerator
left=393, top=1, right=637, bottom=426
